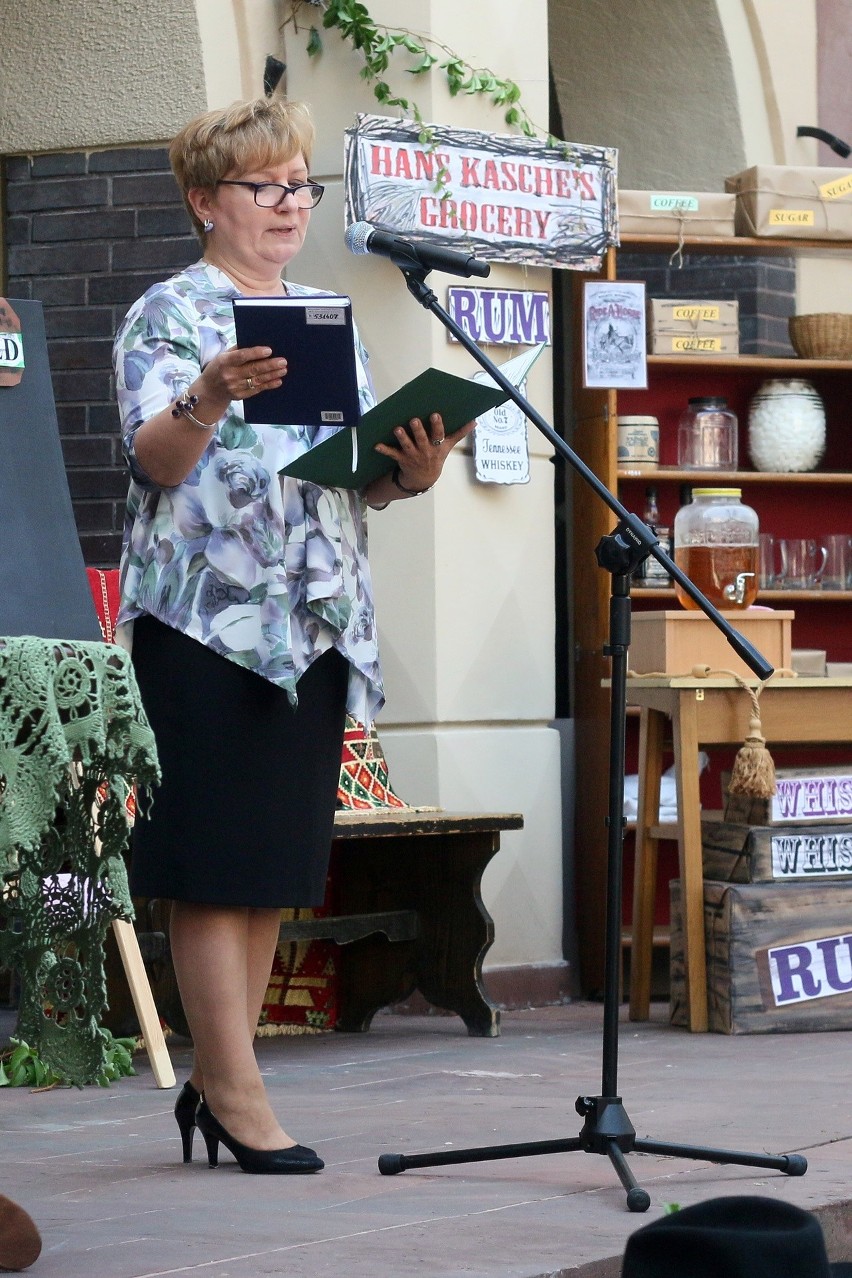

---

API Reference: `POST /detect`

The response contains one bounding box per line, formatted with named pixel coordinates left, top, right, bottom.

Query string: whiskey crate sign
left=723, top=765, right=852, bottom=826
left=670, top=879, right=852, bottom=1033
left=702, top=819, right=852, bottom=883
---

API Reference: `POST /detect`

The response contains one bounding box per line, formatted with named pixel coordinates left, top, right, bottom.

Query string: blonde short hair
left=170, top=97, right=316, bottom=236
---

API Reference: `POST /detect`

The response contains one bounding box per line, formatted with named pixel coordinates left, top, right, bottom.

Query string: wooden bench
left=111, top=809, right=522, bottom=1040
left=307, top=809, right=523, bottom=1037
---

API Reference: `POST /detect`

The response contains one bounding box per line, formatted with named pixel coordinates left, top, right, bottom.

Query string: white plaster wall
left=195, top=0, right=283, bottom=107
left=745, top=0, right=818, bottom=166
left=379, top=726, right=564, bottom=968
left=283, top=2, right=562, bottom=969
left=0, top=0, right=205, bottom=152
left=721, top=2, right=852, bottom=318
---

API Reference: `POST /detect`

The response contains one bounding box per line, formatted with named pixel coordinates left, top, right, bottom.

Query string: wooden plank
left=619, top=469, right=852, bottom=485
left=111, top=920, right=175, bottom=1090
left=629, top=707, right=665, bottom=1019
left=278, top=910, right=418, bottom=945
left=570, top=258, right=619, bottom=997
left=332, top=810, right=523, bottom=838
left=619, top=233, right=852, bottom=254
left=648, top=354, right=852, bottom=371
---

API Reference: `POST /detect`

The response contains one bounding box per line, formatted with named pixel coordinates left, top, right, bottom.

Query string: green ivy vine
left=286, top=0, right=544, bottom=141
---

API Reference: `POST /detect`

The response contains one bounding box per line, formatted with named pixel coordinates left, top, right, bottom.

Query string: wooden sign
left=761, top=930, right=852, bottom=1009
left=344, top=114, right=618, bottom=270
left=723, top=765, right=852, bottom=826
left=772, top=767, right=852, bottom=822
left=446, top=287, right=551, bottom=346
left=702, top=819, right=852, bottom=883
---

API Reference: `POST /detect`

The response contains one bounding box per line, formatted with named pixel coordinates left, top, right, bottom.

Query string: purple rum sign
left=446, top=287, right=550, bottom=346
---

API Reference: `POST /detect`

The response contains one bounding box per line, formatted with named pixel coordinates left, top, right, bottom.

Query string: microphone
left=345, top=221, right=490, bottom=279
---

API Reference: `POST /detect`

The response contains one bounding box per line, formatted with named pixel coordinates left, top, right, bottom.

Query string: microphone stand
left=375, top=264, right=808, bottom=1211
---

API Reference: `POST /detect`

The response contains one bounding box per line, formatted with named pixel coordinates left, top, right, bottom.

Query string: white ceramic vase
left=747, top=378, right=826, bottom=472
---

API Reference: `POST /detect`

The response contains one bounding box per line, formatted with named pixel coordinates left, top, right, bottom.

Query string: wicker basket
left=789, top=312, right=852, bottom=359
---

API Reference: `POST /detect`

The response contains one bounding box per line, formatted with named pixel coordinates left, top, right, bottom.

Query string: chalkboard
left=0, top=299, right=101, bottom=640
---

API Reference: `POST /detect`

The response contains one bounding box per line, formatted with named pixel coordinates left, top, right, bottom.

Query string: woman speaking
left=114, top=96, right=473, bottom=1174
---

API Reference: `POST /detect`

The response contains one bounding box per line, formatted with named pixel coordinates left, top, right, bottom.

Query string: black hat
left=621, top=1196, right=852, bottom=1278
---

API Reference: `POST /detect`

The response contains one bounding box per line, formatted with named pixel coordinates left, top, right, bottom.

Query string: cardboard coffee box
left=629, top=609, right=793, bottom=680
left=618, top=190, right=736, bottom=237
left=725, top=165, right=852, bottom=239
left=670, top=879, right=852, bottom=1033
left=701, top=818, right=852, bottom=883
left=648, top=298, right=739, bottom=356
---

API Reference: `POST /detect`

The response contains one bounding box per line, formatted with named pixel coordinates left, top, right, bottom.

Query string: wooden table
left=626, top=676, right=852, bottom=1032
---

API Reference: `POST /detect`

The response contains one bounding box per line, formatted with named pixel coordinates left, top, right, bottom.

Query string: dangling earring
left=203, top=218, right=214, bottom=233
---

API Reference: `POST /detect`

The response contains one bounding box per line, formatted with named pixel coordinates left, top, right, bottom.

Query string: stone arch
left=549, top=0, right=747, bottom=189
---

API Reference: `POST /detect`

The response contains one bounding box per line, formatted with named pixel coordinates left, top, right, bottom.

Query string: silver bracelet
left=171, top=393, right=217, bottom=431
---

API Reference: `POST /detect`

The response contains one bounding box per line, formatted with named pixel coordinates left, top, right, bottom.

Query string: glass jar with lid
left=677, top=396, right=738, bottom=470
left=673, top=487, right=759, bottom=610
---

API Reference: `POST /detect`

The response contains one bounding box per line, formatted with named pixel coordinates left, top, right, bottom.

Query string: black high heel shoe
left=195, top=1099, right=324, bottom=1174
left=174, top=1080, right=202, bottom=1164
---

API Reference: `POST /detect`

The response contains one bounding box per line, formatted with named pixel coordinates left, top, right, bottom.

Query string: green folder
left=280, top=367, right=508, bottom=489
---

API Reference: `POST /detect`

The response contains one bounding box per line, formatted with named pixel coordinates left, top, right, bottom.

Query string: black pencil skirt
left=129, top=614, right=349, bottom=908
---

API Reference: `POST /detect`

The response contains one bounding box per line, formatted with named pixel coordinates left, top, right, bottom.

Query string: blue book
left=232, top=294, right=360, bottom=428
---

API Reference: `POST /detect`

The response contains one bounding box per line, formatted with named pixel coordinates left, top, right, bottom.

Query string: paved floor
left=2, top=1002, right=851, bottom=1277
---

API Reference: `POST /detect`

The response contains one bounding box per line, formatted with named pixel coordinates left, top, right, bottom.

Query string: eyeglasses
left=217, top=179, right=325, bottom=209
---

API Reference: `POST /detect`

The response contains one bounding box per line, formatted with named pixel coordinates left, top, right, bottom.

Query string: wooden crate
left=702, top=818, right=852, bottom=883
left=629, top=609, right=793, bottom=679
left=670, top=879, right=852, bottom=1033
left=722, top=764, right=852, bottom=826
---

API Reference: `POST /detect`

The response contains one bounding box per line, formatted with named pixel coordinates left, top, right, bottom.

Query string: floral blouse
left=114, top=260, right=384, bottom=725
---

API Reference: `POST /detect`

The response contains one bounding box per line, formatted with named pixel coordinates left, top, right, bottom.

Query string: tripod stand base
left=377, top=1095, right=808, bottom=1212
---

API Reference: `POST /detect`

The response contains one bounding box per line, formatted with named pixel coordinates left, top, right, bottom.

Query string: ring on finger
left=432, top=437, right=445, bottom=447
left=246, top=376, right=254, bottom=390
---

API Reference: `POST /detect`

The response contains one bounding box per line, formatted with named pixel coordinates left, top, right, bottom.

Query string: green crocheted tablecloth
left=0, top=636, right=159, bottom=1086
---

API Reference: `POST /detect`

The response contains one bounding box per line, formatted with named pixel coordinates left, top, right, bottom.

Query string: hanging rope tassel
left=726, top=681, right=776, bottom=798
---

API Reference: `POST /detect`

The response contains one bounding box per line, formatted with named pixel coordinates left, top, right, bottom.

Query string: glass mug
left=822, top=533, right=852, bottom=590
left=758, top=533, right=778, bottom=589
left=778, top=537, right=827, bottom=589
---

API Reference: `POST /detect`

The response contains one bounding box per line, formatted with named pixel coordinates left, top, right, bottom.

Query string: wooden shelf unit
left=570, top=234, right=852, bottom=998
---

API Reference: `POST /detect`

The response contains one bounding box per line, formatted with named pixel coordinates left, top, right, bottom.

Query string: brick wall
left=3, top=147, right=197, bottom=566
left=628, top=251, right=797, bottom=356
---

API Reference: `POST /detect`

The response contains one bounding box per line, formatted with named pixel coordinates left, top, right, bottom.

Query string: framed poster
left=344, top=114, right=618, bottom=271
left=582, top=280, right=647, bottom=389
